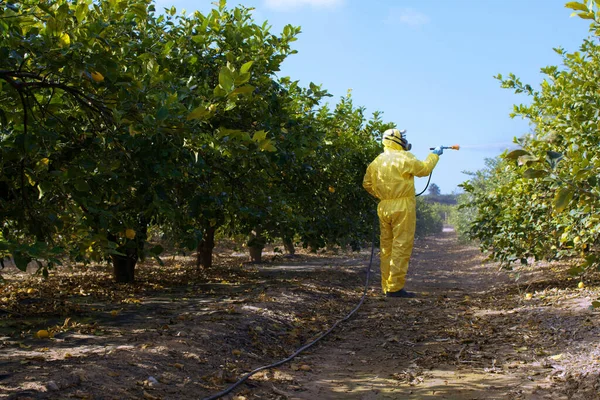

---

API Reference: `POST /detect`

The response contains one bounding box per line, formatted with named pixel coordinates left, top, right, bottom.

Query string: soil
left=1, top=229, right=600, bottom=400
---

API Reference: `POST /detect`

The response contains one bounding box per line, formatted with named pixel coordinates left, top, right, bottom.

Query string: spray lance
left=429, top=145, right=460, bottom=151
left=416, top=144, right=460, bottom=196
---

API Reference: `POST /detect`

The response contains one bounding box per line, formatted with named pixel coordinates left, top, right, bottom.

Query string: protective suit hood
left=382, top=128, right=411, bottom=151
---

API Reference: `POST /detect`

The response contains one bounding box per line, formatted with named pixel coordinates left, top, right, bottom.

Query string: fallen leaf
left=143, top=391, right=160, bottom=400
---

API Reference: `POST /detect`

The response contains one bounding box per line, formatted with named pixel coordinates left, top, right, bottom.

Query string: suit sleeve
left=410, top=153, right=439, bottom=177
left=362, top=163, right=377, bottom=198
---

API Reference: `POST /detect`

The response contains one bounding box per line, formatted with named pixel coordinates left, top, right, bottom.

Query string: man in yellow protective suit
left=363, top=129, right=443, bottom=298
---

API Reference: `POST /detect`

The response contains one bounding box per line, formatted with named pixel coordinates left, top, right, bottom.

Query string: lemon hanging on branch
left=90, top=71, right=104, bottom=82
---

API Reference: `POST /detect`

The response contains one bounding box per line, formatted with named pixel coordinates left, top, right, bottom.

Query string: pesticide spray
left=445, top=142, right=517, bottom=152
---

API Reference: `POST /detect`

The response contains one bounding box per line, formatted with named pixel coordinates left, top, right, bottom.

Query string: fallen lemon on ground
left=36, top=330, right=50, bottom=338
left=578, top=281, right=585, bottom=289
left=525, top=293, right=533, bottom=300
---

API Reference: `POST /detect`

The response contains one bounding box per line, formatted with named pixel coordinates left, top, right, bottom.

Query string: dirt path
left=246, top=231, right=600, bottom=400
left=2, top=230, right=600, bottom=400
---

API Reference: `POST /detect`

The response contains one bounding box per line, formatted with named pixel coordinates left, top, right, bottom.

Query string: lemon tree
left=461, top=1, right=600, bottom=290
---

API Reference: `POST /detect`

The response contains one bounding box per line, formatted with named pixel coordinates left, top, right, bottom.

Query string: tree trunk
left=249, top=246, right=263, bottom=263
left=109, top=214, right=147, bottom=284
left=112, top=254, right=136, bottom=283
left=283, top=237, right=295, bottom=256
left=248, top=227, right=265, bottom=263
left=197, top=225, right=215, bottom=269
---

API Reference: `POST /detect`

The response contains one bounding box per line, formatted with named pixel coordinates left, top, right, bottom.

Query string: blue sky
left=158, top=0, right=591, bottom=193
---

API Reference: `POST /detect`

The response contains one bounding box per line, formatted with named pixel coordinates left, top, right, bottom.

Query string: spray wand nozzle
left=429, top=145, right=460, bottom=151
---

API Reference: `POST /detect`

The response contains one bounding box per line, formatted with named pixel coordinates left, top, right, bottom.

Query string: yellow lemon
left=90, top=71, right=104, bottom=82
left=36, top=330, right=50, bottom=339
left=328, top=186, right=335, bottom=193
left=578, top=281, right=585, bottom=289
left=125, top=229, right=136, bottom=239
left=525, top=293, right=533, bottom=300
left=59, top=33, right=70, bottom=48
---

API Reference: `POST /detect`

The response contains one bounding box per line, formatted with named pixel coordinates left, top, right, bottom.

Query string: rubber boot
left=386, top=288, right=416, bottom=298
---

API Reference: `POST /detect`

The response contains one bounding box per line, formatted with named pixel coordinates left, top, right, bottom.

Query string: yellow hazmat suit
left=363, top=131, right=439, bottom=294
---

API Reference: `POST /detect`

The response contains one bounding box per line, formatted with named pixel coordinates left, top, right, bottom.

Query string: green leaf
left=214, top=85, right=228, bottom=97
left=568, top=265, right=584, bottom=276
left=592, top=301, right=600, bottom=308
left=187, top=106, right=210, bottom=121
left=217, top=128, right=245, bottom=139
left=553, top=187, right=574, bottom=213
left=576, top=12, right=595, bottom=19
left=252, top=130, right=267, bottom=142
left=259, top=139, right=277, bottom=152
left=152, top=254, right=164, bottom=267
left=156, top=106, right=169, bottom=121
left=75, top=3, right=88, bottom=22
left=231, top=85, right=255, bottom=96
left=517, top=154, right=539, bottom=165
left=74, top=179, right=90, bottom=192
left=218, top=67, right=235, bottom=91
left=150, top=244, right=164, bottom=255
left=523, top=169, right=547, bottom=179
left=546, top=150, right=563, bottom=160
left=240, top=61, right=254, bottom=74
left=505, top=149, right=530, bottom=159
left=184, top=237, right=197, bottom=251
left=584, top=253, right=597, bottom=267
left=191, top=35, right=206, bottom=44
left=13, top=252, right=31, bottom=271
left=235, top=72, right=251, bottom=85
left=565, top=2, right=589, bottom=12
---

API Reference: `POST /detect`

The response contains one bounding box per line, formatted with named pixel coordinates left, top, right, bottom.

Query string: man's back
left=363, top=149, right=438, bottom=200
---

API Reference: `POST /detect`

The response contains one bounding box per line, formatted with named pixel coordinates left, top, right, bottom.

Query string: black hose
left=415, top=172, right=433, bottom=197
left=201, top=216, right=378, bottom=400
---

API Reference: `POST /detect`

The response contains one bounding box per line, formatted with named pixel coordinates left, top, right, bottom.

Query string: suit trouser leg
left=378, top=206, right=393, bottom=293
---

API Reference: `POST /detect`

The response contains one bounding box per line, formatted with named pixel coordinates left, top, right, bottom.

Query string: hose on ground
left=202, top=215, right=378, bottom=400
